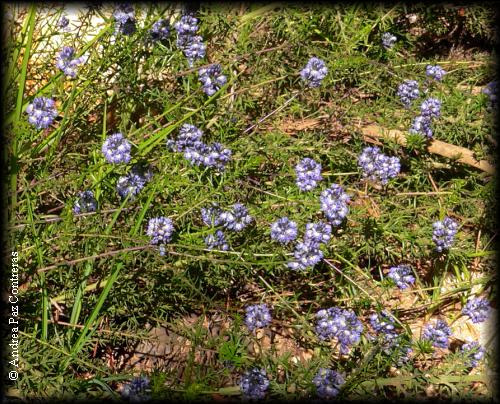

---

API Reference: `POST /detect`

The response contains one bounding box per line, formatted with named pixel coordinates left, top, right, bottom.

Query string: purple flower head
left=335, top=309, right=364, bottom=353
left=171, top=124, right=204, bottom=152
left=382, top=32, right=397, bottom=49
left=397, top=80, right=420, bottom=107
left=116, top=164, right=153, bottom=199
left=201, top=203, right=224, bottom=227
left=102, top=133, right=132, bottom=164
left=462, top=297, right=491, bottom=324
left=295, top=158, right=323, bottom=191
left=287, top=241, right=323, bottom=271
left=432, top=216, right=458, bottom=252
left=56, top=46, right=85, bottom=78
left=58, top=15, right=70, bottom=29
left=461, top=341, right=485, bottom=368
left=422, top=319, right=452, bottom=349
left=174, top=15, right=199, bottom=36
left=387, top=265, right=415, bottom=289
left=240, top=368, right=269, bottom=400
left=245, top=303, right=272, bottom=332
left=121, top=375, right=150, bottom=401
left=426, top=65, right=446, bottom=81
left=409, top=115, right=433, bottom=138
left=180, top=35, right=206, bottom=66
left=315, top=307, right=344, bottom=340
left=73, top=190, right=97, bottom=214
left=202, top=142, right=232, bottom=171
left=270, top=217, right=298, bottom=245
left=315, top=307, right=364, bottom=353
left=198, top=64, right=227, bottom=96
left=304, top=221, right=332, bottom=245
left=183, top=140, right=208, bottom=166
left=159, top=245, right=166, bottom=256
left=313, top=368, right=345, bottom=399
left=26, top=97, right=58, bottom=129
left=221, top=203, right=253, bottom=232
left=357, top=146, right=400, bottom=185
left=172, top=125, right=230, bottom=171
left=300, top=57, right=328, bottom=88
left=113, top=4, right=136, bottom=35
left=483, top=80, right=498, bottom=108
left=205, top=230, right=229, bottom=251
left=420, top=97, right=441, bottom=118
left=150, top=19, right=170, bottom=41
left=320, top=184, right=350, bottom=226
left=146, top=216, right=174, bottom=245
left=369, top=310, right=398, bottom=341
left=377, top=156, right=401, bottom=184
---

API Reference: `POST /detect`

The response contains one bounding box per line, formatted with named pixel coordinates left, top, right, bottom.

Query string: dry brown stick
left=358, top=123, right=495, bottom=175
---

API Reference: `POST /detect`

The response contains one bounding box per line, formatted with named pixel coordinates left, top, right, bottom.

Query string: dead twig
left=358, top=123, right=495, bottom=175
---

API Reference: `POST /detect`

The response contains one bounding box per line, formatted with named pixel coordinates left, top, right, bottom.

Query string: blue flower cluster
left=167, top=124, right=232, bottom=171
left=270, top=217, right=298, bottom=245
left=56, top=46, right=85, bottom=78
left=462, top=297, right=491, bottom=324
left=73, top=190, right=97, bottom=214
left=432, top=216, right=458, bottom=252
left=461, top=341, right=485, bottom=368
left=173, top=14, right=198, bottom=35
left=320, top=184, right=350, bottom=226
left=146, top=216, right=174, bottom=245
left=113, top=4, right=136, bottom=35
left=150, top=19, right=170, bottom=42
left=58, top=15, right=69, bottom=29
left=186, top=141, right=232, bottom=170
left=102, top=133, right=132, bottom=164
left=357, top=146, right=401, bottom=185
left=220, top=203, right=253, bottom=232
left=167, top=123, right=203, bottom=152
left=313, top=368, right=345, bottom=399
left=420, top=97, right=441, bottom=118
left=409, top=115, right=433, bottom=138
left=245, top=303, right=272, bottom=332
left=201, top=203, right=224, bottom=227
left=295, top=158, right=323, bottom=191
left=300, top=57, right=328, bottom=88
left=121, top=375, right=151, bottom=402
left=396, top=64, right=446, bottom=139
left=483, top=80, right=498, bottom=109
left=315, top=307, right=364, bottom=353
left=199, top=202, right=252, bottom=250
left=26, top=97, right=58, bottom=129
left=397, top=80, right=420, bottom=107
left=117, top=164, right=153, bottom=200
left=174, top=15, right=205, bottom=66
left=422, top=319, right=452, bottom=349
left=381, top=32, right=397, bottom=49
left=199, top=203, right=252, bottom=250
left=287, top=241, right=323, bottom=271
left=205, top=230, right=229, bottom=251
left=304, top=221, right=332, bottom=244
left=387, top=264, right=415, bottom=289
left=240, top=368, right=269, bottom=400
left=198, top=64, right=227, bottom=96
left=369, top=310, right=398, bottom=341
left=426, top=64, right=446, bottom=81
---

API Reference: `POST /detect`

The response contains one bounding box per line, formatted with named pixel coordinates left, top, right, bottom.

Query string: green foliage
left=4, top=2, right=495, bottom=401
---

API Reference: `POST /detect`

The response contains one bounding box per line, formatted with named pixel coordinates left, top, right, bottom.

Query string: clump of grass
left=5, top=3, right=496, bottom=401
